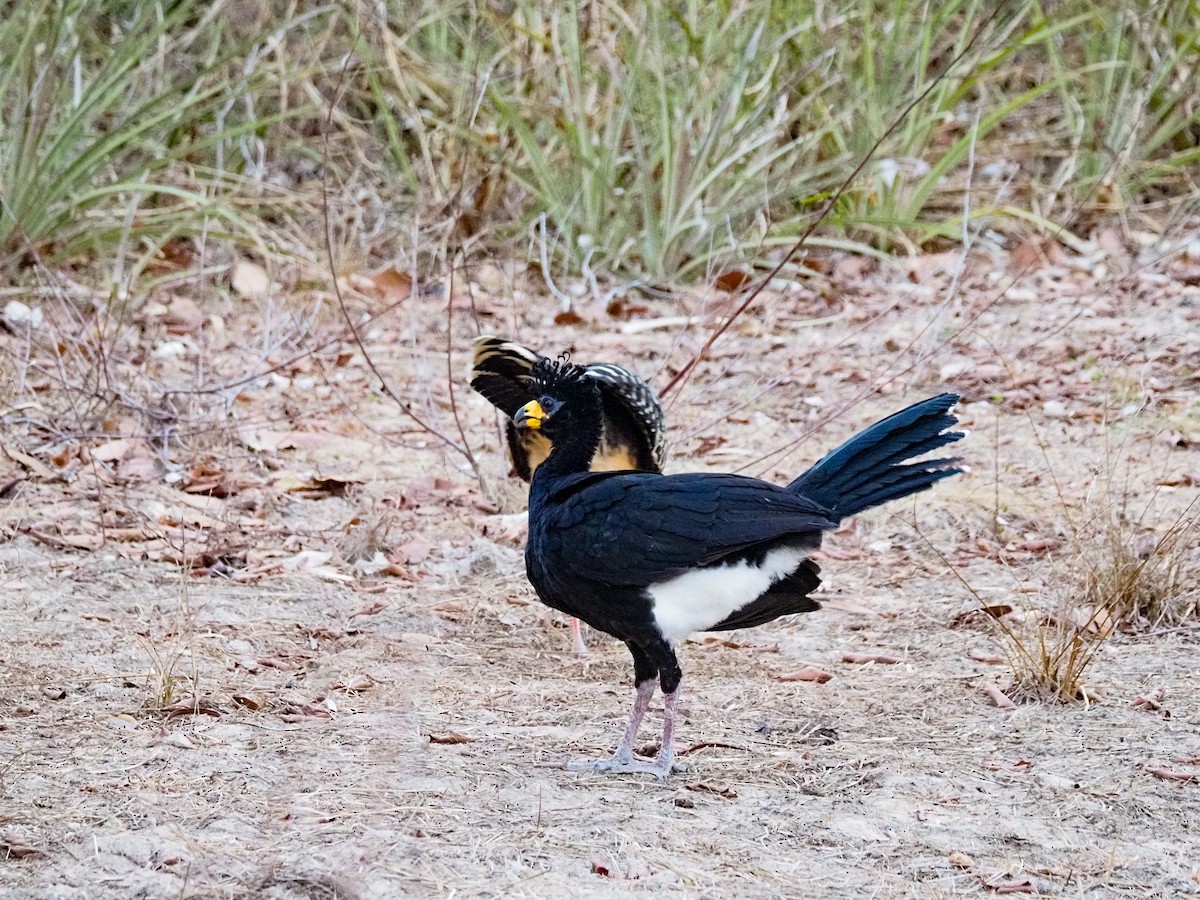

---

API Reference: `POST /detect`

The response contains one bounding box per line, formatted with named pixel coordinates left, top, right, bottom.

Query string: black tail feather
left=789, top=394, right=964, bottom=519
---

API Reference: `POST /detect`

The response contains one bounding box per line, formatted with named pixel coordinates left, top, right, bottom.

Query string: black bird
left=471, top=336, right=667, bottom=652
left=515, top=357, right=964, bottom=778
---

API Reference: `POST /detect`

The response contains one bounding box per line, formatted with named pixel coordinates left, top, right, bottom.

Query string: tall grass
left=1, top=0, right=1196, bottom=289
left=0, top=0, right=323, bottom=283
left=363, top=0, right=1200, bottom=282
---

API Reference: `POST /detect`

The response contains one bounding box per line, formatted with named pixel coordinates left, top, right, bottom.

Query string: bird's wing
left=470, top=336, right=543, bottom=417
left=584, top=364, right=667, bottom=471
left=532, top=472, right=836, bottom=587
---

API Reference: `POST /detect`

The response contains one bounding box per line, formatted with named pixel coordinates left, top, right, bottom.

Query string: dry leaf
left=1130, top=686, right=1166, bottom=711
left=983, top=685, right=1017, bottom=709
left=349, top=600, right=386, bottom=618
left=777, top=667, right=833, bottom=684
left=1146, top=766, right=1196, bottom=784
left=1009, top=537, right=1061, bottom=554
left=967, top=650, right=1005, bottom=665
left=231, top=259, right=271, bottom=299
left=714, top=270, right=753, bottom=292
left=395, top=539, right=433, bottom=566
left=553, top=309, right=585, bottom=326
left=983, top=876, right=1037, bottom=894
left=367, top=267, right=412, bottom=304
left=165, top=696, right=222, bottom=718
left=699, top=637, right=778, bottom=652
left=256, top=656, right=297, bottom=671
left=242, top=429, right=335, bottom=452
left=91, top=437, right=150, bottom=463
left=685, top=781, right=737, bottom=799
left=428, top=731, right=476, bottom=745
left=951, top=604, right=1014, bottom=627
left=1, top=443, right=56, bottom=479
left=842, top=652, right=904, bottom=665
left=1, top=832, right=40, bottom=859
left=281, top=702, right=332, bottom=722
left=161, top=297, right=204, bottom=334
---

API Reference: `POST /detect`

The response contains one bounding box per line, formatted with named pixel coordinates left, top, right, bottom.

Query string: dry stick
left=443, top=251, right=485, bottom=490
left=659, top=0, right=1012, bottom=402
left=318, top=36, right=472, bottom=464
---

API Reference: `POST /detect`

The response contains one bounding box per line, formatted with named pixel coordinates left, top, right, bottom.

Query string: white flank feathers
left=648, top=547, right=811, bottom=646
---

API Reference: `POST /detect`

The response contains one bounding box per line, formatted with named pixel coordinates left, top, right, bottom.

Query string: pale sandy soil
left=2, top=241, right=1199, bottom=897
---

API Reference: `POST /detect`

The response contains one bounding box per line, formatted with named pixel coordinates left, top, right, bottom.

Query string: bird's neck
left=539, top=405, right=603, bottom=478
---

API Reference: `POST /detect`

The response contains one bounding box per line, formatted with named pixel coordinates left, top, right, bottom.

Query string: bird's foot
left=568, top=752, right=693, bottom=780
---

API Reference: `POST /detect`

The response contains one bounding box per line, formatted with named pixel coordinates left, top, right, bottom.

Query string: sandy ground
left=3, top=241, right=1200, bottom=897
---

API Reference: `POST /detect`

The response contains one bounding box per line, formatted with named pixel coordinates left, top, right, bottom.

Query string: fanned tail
left=789, top=393, right=964, bottom=519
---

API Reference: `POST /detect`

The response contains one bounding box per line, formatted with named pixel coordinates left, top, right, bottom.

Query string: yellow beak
left=514, top=399, right=545, bottom=430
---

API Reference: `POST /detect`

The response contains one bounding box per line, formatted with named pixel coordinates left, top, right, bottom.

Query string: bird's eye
left=540, top=396, right=561, bottom=415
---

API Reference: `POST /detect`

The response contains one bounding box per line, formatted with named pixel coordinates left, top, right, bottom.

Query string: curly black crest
left=530, top=354, right=591, bottom=396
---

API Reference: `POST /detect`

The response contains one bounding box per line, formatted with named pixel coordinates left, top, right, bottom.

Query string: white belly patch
left=647, top=547, right=811, bottom=646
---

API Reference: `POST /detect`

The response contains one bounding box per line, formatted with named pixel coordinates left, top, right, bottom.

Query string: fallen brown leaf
left=984, top=684, right=1017, bottom=709
left=777, top=667, right=833, bottom=684
left=366, top=267, right=412, bottom=304
left=1, top=831, right=40, bottom=858
left=349, top=601, right=387, bottom=618
left=231, top=259, right=271, bottom=299
left=983, top=876, right=1037, bottom=894
left=1130, top=686, right=1167, bottom=711
left=281, top=702, right=332, bottom=722
left=1, top=443, right=56, bottom=479
left=967, top=650, right=1006, bottom=665
left=685, top=781, right=738, bottom=799
left=428, top=731, right=476, bottom=745
left=714, top=269, right=753, bottom=292
left=842, top=652, right=904, bottom=665
left=951, top=604, right=1014, bottom=627
left=699, top=637, right=778, bottom=652
left=1146, top=766, right=1197, bottom=784
left=165, top=696, right=222, bottom=718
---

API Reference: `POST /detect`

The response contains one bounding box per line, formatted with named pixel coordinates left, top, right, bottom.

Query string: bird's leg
left=606, top=678, right=655, bottom=766
left=571, top=642, right=691, bottom=779
left=570, top=617, right=587, bottom=654
left=570, top=644, right=656, bottom=774
left=648, top=687, right=682, bottom=779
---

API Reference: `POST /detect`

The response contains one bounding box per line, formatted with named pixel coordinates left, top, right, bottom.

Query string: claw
left=568, top=754, right=691, bottom=780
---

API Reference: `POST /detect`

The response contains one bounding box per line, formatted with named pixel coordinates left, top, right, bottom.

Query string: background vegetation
left=1, top=0, right=1197, bottom=293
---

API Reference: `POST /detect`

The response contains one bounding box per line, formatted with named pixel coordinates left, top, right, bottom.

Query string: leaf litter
left=1, top=241, right=1199, bottom=896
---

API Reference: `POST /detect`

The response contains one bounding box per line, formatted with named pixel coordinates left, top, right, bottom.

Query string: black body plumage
left=518, top=356, right=965, bottom=778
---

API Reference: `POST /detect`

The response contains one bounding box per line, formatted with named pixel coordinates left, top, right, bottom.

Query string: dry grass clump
left=958, top=399, right=1200, bottom=705
left=991, top=493, right=1198, bottom=704
left=1079, top=503, right=1200, bottom=628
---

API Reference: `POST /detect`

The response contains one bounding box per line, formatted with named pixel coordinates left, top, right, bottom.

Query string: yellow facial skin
left=515, top=400, right=546, bottom=430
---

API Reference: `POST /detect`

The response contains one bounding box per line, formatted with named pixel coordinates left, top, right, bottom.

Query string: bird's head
left=513, top=355, right=602, bottom=445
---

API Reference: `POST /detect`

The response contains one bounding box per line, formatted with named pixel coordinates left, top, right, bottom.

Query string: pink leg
left=649, top=689, right=681, bottom=779
left=570, top=617, right=587, bottom=654
left=609, top=680, right=656, bottom=764
left=571, top=681, right=690, bottom=780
